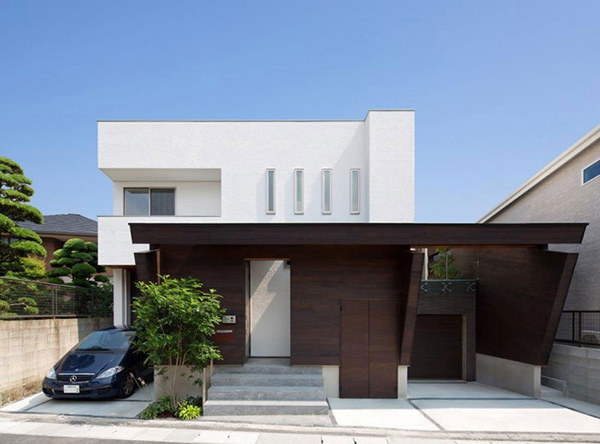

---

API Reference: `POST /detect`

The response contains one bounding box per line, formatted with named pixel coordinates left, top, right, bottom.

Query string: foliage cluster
left=0, top=156, right=46, bottom=278
left=139, top=395, right=202, bottom=420
left=133, top=276, right=224, bottom=410
left=47, top=238, right=110, bottom=288
left=429, top=247, right=461, bottom=279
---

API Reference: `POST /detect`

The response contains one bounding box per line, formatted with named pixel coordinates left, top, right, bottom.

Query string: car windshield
left=76, top=329, right=135, bottom=352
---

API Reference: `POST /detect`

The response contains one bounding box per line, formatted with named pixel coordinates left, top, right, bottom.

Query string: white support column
left=322, top=365, right=340, bottom=398
left=398, top=365, right=409, bottom=398
left=113, top=268, right=131, bottom=328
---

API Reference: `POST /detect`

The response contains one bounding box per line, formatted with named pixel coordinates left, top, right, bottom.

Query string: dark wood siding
left=409, top=315, right=463, bottom=380
left=369, top=300, right=399, bottom=398
left=474, top=248, right=578, bottom=365
left=130, top=222, right=587, bottom=247
left=340, top=300, right=369, bottom=398
left=340, top=299, right=398, bottom=398
left=158, top=245, right=408, bottom=367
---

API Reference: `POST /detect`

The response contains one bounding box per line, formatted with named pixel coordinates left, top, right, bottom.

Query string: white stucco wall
left=249, top=260, right=291, bottom=357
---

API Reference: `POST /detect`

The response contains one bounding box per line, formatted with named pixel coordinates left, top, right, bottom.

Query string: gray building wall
left=487, top=139, right=600, bottom=310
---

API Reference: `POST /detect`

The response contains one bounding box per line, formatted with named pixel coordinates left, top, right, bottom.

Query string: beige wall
left=0, top=317, right=112, bottom=406
left=487, top=139, right=600, bottom=310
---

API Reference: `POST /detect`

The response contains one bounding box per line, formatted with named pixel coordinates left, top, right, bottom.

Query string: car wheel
left=118, top=371, right=136, bottom=398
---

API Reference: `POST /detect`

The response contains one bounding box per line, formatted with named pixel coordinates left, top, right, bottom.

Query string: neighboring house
left=479, top=125, right=600, bottom=311
left=97, top=110, right=586, bottom=414
left=18, top=214, right=100, bottom=271
left=478, top=125, right=600, bottom=405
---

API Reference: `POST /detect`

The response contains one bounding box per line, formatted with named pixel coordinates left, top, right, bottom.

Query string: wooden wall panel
left=130, top=222, right=587, bottom=247
left=475, top=248, right=578, bottom=365
left=157, top=245, right=409, bottom=366
left=409, top=315, right=463, bottom=379
left=417, top=285, right=476, bottom=380
left=369, top=300, right=399, bottom=398
left=340, top=300, right=370, bottom=398
left=398, top=251, right=425, bottom=366
left=134, top=250, right=159, bottom=283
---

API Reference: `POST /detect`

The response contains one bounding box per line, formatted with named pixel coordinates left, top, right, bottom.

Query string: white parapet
left=476, top=353, right=541, bottom=398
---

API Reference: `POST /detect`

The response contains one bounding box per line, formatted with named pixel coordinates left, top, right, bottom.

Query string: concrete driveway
left=329, top=381, right=600, bottom=434
left=0, top=383, right=153, bottom=419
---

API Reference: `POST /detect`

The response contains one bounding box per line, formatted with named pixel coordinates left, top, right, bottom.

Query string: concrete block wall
left=0, top=317, right=112, bottom=406
left=543, top=343, right=600, bottom=404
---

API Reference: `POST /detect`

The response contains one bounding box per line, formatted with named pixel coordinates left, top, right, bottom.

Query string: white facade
left=98, top=110, right=415, bottom=267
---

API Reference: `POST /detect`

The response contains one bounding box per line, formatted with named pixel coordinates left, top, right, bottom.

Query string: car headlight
left=96, top=366, right=124, bottom=380
left=46, top=367, right=56, bottom=380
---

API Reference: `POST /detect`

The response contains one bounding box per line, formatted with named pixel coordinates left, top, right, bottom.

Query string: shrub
left=47, top=238, right=109, bottom=288
left=133, top=276, right=224, bottom=410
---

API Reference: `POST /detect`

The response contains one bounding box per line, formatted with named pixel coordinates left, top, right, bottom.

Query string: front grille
left=57, top=373, right=95, bottom=384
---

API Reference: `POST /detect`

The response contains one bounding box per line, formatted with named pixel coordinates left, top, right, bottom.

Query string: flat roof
left=129, top=222, right=586, bottom=247
left=97, top=109, right=415, bottom=123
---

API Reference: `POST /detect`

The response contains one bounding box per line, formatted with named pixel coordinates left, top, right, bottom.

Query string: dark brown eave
left=129, top=222, right=587, bottom=247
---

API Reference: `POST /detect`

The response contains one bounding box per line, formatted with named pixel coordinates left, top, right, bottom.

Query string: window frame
left=582, top=158, right=600, bottom=186
left=123, top=187, right=176, bottom=216
left=350, top=169, right=361, bottom=215
left=266, top=169, right=276, bottom=215
left=321, top=168, right=333, bottom=215
left=294, top=168, right=304, bottom=215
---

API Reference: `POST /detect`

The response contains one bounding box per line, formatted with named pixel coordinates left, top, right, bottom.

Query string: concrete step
left=202, top=400, right=330, bottom=416
left=207, top=385, right=327, bottom=401
left=216, top=365, right=321, bottom=375
left=211, top=373, right=324, bottom=387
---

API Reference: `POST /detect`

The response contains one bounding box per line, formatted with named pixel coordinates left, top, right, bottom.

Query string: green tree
left=429, top=248, right=461, bottom=279
left=133, top=276, right=224, bottom=410
left=0, top=156, right=46, bottom=277
left=47, top=238, right=110, bottom=288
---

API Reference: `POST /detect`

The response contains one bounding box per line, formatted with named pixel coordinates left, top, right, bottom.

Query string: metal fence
left=0, top=277, right=112, bottom=319
left=555, top=310, right=600, bottom=347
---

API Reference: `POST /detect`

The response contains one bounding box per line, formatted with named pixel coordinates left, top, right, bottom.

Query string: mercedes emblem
left=69, top=375, right=77, bottom=383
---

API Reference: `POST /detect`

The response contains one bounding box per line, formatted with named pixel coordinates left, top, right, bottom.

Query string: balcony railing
left=555, top=311, right=600, bottom=347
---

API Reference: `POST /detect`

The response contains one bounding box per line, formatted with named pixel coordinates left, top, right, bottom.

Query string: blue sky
left=1, top=1, right=599, bottom=222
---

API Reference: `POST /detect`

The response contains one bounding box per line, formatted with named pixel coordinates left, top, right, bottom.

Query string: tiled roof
left=18, top=214, right=97, bottom=237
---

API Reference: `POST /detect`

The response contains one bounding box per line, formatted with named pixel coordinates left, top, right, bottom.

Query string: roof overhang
left=129, top=222, right=587, bottom=247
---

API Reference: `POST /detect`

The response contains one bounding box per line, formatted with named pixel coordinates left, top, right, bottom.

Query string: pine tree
left=0, top=156, right=46, bottom=276
left=47, top=238, right=110, bottom=288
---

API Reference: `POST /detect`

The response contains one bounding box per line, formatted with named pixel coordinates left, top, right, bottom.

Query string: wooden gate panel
left=409, top=314, right=463, bottom=379
left=340, top=300, right=369, bottom=398
left=369, top=300, right=398, bottom=398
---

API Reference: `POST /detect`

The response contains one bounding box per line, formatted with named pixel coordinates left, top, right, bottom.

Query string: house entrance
left=247, top=260, right=291, bottom=358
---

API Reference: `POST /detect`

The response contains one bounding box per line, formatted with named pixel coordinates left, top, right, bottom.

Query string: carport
left=0, top=383, right=153, bottom=419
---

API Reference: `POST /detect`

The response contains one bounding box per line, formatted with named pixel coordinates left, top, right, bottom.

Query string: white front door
left=250, top=260, right=291, bottom=357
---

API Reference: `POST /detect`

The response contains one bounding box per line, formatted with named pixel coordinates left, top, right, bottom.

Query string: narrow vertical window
left=294, top=169, right=304, bottom=214
left=350, top=169, right=360, bottom=214
left=322, top=169, right=332, bottom=214
left=266, top=169, right=276, bottom=214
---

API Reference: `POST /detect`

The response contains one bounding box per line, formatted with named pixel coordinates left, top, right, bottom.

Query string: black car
left=43, top=327, right=153, bottom=399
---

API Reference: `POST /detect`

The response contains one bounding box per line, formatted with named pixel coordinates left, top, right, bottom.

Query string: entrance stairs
left=203, top=358, right=329, bottom=416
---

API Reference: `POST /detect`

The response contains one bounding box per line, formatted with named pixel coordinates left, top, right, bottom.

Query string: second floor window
left=350, top=169, right=360, bottom=214
left=266, top=169, right=276, bottom=214
left=124, top=188, right=175, bottom=216
left=294, top=169, right=304, bottom=214
left=583, top=159, right=600, bottom=184
left=322, top=169, right=332, bottom=214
